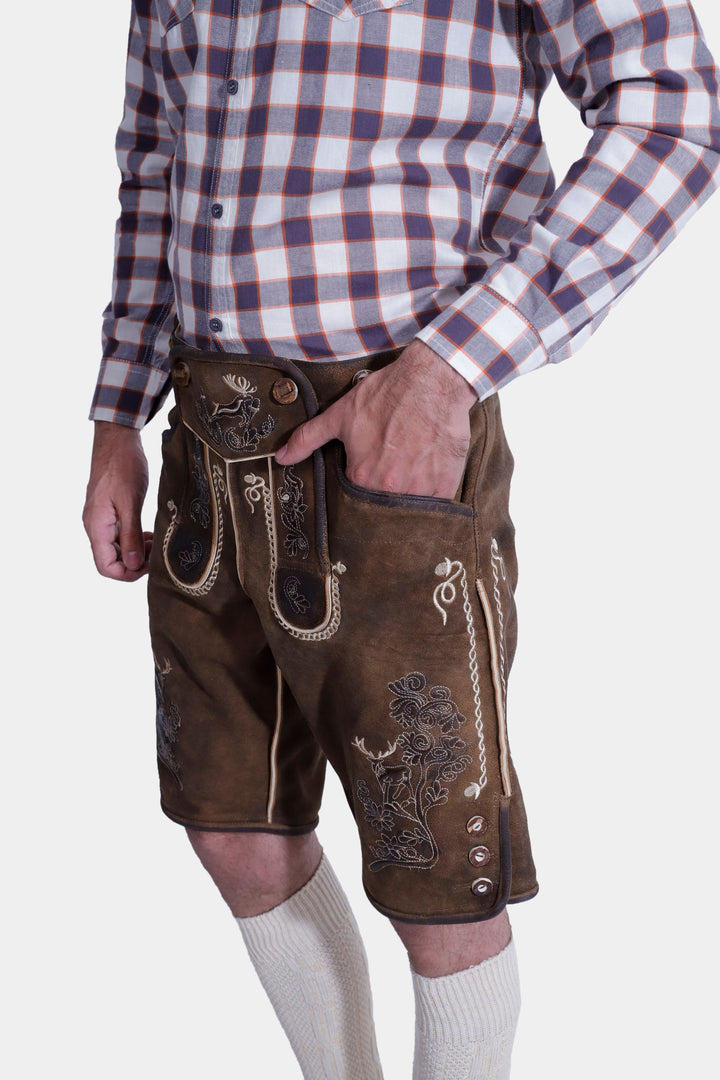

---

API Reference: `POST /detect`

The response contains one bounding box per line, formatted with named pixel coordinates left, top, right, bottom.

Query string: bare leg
left=185, top=827, right=322, bottom=916
left=392, top=913, right=520, bottom=1080
left=186, top=828, right=384, bottom=1080
left=391, top=910, right=511, bottom=977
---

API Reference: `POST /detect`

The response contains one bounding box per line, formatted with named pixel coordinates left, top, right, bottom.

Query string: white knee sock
left=236, top=853, right=384, bottom=1080
left=411, top=937, right=521, bottom=1080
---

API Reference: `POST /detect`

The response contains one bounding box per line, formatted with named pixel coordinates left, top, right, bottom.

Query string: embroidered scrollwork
left=353, top=672, right=471, bottom=872
left=276, top=465, right=309, bottom=559
left=242, top=469, right=346, bottom=641
left=282, top=575, right=311, bottom=614
left=433, top=557, right=487, bottom=799
left=189, top=437, right=211, bottom=527
left=154, top=658, right=183, bottom=789
left=162, top=448, right=226, bottom=596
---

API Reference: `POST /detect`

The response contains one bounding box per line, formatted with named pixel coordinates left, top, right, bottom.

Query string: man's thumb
left=117, top=502, right=146, bottom=570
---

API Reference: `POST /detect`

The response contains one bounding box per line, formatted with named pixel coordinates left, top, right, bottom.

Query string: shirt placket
left=207, top=0, right=261, bottom=343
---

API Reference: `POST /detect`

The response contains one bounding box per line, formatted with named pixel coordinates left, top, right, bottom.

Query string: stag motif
left=353, top=672, right=471, bottom=872
left=195, top=373, right=275, bottom=453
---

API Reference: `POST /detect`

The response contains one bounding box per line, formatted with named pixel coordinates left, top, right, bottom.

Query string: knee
left=185, top=828, right=323, bottom=918
left=390, top=908, right=512, bottom=977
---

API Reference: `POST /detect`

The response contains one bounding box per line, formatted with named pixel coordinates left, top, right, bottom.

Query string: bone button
left=271, top=378, right=299, bottom=404
left=173, top=361, right=191, bottom=387
left=352, top=368, right=371, bottom=386
left=471, top=877, right=493, bottom=897
left=469, top=845, right=491, bottom=867
left=466, top=815, right=488, bottom=835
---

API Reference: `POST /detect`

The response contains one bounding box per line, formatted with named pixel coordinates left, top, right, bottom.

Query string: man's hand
left=276, top=340, right=478, bottom=499
left=83, top=421, right=153, bottom=582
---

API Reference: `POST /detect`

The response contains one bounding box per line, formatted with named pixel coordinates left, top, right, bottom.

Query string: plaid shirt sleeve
left=90, top=0, right=176, bottom=428
left=416, top=0, right=720, bottom=400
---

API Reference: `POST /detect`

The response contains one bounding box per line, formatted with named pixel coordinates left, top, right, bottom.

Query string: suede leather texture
left=148, top=340, right=539, bottom=923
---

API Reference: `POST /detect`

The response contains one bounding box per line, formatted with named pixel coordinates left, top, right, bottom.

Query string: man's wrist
left=93, top=419, right=142, bottom=440
left=402, top=339, right=478, bottom=409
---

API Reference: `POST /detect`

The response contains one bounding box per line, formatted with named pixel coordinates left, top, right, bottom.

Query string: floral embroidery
left=189, top=437, right=211, bottom=527
left=154, top=659, right=183, bottom=789
left=282, top=575, right=311, bottom=614
left=196, top=373, right=275, bottom=453
left=276, top=465, right=309, bottom=559
left=177, top=539, right=204, bottom=572
left=353, top=672, right=471, bottom=872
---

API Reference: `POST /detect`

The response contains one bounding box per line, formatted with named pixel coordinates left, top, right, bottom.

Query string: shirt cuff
left=414, top=286, right=549, bottom=401
left=89, top=357, right=171, bottom=429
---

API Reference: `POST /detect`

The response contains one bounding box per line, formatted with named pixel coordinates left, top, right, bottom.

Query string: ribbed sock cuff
left=236, top=853, right=356, bottom=956
left=412, top=937, right=521, bottom=1040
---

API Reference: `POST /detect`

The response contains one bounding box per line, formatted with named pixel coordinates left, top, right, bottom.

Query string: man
left=83, top=1, right=720, bottom=1076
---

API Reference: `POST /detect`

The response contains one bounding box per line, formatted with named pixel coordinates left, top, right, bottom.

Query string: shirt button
left=211, top=203, right=223, bottom=218
left=227, top=79, right=239, bottom=95
left=209, top=318, right=223, bottom=333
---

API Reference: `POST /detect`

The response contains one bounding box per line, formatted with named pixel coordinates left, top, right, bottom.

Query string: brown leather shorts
left=148, top=337, right=539, bottom=923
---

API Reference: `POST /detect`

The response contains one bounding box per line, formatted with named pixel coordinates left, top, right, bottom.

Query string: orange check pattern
left=91, top=0, right=720, bottom=427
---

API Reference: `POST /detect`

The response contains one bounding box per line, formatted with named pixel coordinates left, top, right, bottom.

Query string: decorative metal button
left=471, top=877, right=493, bottom=897
left=469, top=845, right=491, bottom=867
left=352, top=368, right=371, bottom=386
left=466, top=815, right=488, bottom=836
left=173, top=361, right=191, bottom=387
left=271, top=378, right=299, bottom=404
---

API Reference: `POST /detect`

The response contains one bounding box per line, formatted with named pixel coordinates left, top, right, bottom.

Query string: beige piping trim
left=267, top=665, right=283, bottom=824
left=476, top=578, right=513, bottom=797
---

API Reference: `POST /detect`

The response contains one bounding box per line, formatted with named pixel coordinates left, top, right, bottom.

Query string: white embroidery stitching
left=162, top=453, right=227, bottom=596
left=490, top=538, right=508, bottom=702
left=243, top=472, right=265, bottom=513
left=243, top=466, right=346, bottom=641
left=433, top=557, right=487, bottom=799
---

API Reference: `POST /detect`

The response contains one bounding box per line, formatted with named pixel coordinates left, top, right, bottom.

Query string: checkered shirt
left=91, top=0, right=720, bottom=427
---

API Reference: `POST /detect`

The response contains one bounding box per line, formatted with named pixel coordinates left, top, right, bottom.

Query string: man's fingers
left=85, top=501, right=150, bottom=581
left=276, top=406, right=341, bottom=465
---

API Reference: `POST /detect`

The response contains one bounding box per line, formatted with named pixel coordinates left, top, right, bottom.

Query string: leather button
left=352, top=368, right=371, bottom=386
left=173, top=361, right=191, bottom=387
left=471, top=877, right=493, bottom=897
left=469, top=845, right=491, bottom=867
left=271, top=378, right=299, bottom=404
left=466, top=815, right=488, bottom=836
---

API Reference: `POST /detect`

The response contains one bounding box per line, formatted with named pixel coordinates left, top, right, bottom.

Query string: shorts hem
left=508, top=883, right=540, bottom=904
left=160, top=803, right=320, bottom=834
left=362, top=880, right=539, bottom=925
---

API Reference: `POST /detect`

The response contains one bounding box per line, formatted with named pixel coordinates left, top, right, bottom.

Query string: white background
left=3, top=2, right=719, bottom=1077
